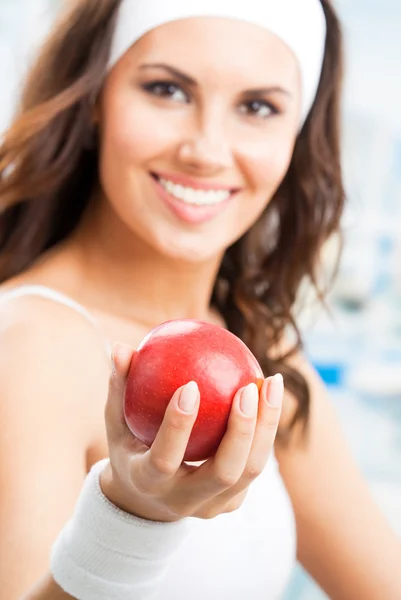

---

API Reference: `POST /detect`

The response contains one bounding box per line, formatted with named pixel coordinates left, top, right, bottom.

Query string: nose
left=177, top=119, right=233, bottom=173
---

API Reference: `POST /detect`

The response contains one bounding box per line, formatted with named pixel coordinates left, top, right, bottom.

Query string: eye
left=142, top=80, right=189, bottom=104
left=239, top=100, right=279, bottom=119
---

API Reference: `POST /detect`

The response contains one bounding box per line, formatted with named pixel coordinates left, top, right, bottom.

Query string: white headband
left=108, top=0, right=327, bottom=125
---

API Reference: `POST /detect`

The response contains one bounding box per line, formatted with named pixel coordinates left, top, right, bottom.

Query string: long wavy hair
left=0, top=0, right=344, bottom=440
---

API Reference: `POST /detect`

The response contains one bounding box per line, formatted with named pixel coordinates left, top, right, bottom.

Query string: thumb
left=105, top=342, right=136, bottom=442
left=112, top=341, right=135, bottom=379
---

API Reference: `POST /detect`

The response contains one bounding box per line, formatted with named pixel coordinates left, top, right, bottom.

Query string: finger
left=211, top=374, right=284, bottom=499
left=186, top=382, right=259, bottom=497
left=104, top=342, right=137, bottom=443
left=140, top=381, right=200, bottom=485
left=195, top=490, right=248, bottom=520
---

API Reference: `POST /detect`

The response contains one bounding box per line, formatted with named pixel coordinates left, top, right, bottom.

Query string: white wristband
left=50, top=459, right=191, bottom=600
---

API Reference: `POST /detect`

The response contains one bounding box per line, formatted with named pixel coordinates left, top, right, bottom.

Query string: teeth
left=159, top=177, right=231, bottom=206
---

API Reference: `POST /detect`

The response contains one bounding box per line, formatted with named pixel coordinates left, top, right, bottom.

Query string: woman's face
left=97, top=17, right=301, bottom=263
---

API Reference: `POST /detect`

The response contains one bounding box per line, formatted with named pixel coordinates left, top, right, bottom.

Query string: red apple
left=123, top=319, right=264, bottom=462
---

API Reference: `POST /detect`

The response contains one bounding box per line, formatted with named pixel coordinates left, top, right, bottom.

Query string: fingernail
left=267, top=374, right=284, bottom=407
left=112, top=342, right=133, bottom=372
left=111, top=354, right=116, bottom=375
left=111, top=343, right=118, bottom=371
left=240, top=383, right=258, bottom=417
left=178, top=381, right=199, bottom=413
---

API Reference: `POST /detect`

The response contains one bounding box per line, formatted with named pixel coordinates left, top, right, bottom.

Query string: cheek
left=232, top=132, right=296, bottom=235
left=99, top=92, right=179, bottom=167
left=243, top=135, right=295, bottom=197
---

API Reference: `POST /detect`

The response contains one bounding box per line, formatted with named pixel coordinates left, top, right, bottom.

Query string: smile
left=152, top=174, right=234, bottom=207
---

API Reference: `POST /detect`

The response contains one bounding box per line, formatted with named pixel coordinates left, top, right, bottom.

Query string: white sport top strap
left=0, top=285, right=112, bottom=358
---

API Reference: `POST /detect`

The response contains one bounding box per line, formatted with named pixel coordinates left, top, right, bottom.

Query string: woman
left=0, top=0, right=400, bottom=598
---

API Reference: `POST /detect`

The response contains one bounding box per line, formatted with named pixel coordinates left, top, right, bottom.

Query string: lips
left=150, top=172, right=238, bottom=225
left=151, top=171, right=239, bottom=193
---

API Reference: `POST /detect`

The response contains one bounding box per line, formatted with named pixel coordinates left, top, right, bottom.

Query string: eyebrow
left=138, top=63, right=292, bottom=98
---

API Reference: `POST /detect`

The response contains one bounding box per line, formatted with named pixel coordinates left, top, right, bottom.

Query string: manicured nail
left=267, top=374, right=284, bottom=407
left=178, top=381, right=199, bottom=413
left=111, top=354, right=116, bottom=375
left=111, top=343, right=119, bottom=371
left=112, top=342, right=133, bottom=372
left=240, top=383, right=258, bottom=417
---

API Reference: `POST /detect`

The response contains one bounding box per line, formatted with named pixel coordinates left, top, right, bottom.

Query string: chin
left=150, top=230, right=225, bottom=264
left=160, top=241, right=220, bottom=264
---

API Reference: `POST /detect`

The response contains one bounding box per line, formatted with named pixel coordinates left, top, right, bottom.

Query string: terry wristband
left=50, top=459, right=191, bottom=600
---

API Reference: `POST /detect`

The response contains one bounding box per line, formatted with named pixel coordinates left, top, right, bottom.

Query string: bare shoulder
left=0, top=292, right=111, bottom=444
left=275, top=345, right=352, bottom=475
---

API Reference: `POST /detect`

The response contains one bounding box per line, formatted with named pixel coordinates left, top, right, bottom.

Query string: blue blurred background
left=1, top=1, right=400, bottom=598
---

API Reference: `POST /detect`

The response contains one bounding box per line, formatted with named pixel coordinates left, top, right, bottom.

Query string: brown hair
left=0, top=0, right=344, bottom=439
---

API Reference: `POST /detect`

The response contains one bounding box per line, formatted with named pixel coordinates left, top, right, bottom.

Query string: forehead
left=123, top=17, right=300, bottom=86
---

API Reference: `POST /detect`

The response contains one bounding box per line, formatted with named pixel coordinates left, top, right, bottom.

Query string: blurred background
left=1, top=1, right=400, bottom=598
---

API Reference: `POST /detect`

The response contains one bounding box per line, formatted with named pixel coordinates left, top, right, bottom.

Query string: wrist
left=99, top=461, right=133, bottom=514
left=99, top=460, right=180, bottom=523
left=51, top=460, right=192, bottom=600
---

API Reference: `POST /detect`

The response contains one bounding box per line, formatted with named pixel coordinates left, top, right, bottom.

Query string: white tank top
left=0, top=285, right=297, bottom=599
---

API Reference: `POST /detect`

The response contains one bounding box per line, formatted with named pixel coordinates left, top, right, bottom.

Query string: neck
left=67, top=198, right=223, bottom=329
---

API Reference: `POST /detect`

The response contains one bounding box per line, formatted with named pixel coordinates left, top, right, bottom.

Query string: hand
left=100, top=342, right=284, bottom=522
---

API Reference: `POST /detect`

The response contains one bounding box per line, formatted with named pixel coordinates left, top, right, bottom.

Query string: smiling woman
left=0, top=1, right=340, bottom=422
left=95, top=16, right=302, bottom=263
left=1, top=1, right=400, bottom=600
